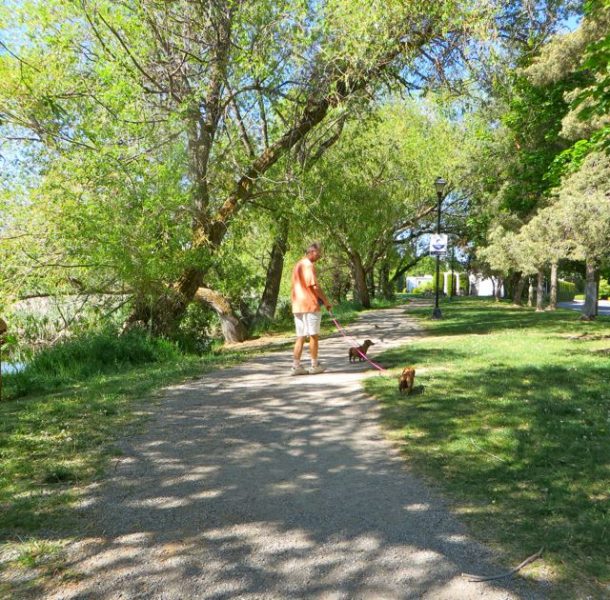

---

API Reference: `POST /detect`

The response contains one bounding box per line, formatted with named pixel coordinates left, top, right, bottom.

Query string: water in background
left=0, top=362, right=25, bottom=375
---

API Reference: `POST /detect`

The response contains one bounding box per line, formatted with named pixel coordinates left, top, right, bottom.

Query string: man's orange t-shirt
left=291, top=257, right=320, bottom=314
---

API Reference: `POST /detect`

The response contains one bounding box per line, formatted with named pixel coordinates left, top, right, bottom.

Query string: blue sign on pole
left=430, top=234, right=448, bottom=256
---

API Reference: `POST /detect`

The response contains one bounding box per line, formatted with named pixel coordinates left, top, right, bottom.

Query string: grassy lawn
left=365, top=297, right=609, bottom=599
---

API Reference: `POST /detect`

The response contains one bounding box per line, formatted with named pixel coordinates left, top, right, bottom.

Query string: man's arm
left=312, top=284, right=332, bottom=311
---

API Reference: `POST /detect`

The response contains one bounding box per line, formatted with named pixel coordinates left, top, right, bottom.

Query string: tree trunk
left=194, top=287, right=247, bottom=343
left=548, top=262, right=558, bottom=310
left=379, top=261, right=394, bottom=301
left=350, top=252, right=371, bottom=308
left=329, top=264, right=350, bottom=303
left=595, top=268, right=600, bottom=316
left=581, top=258, right=598, bottom=320
left=527, top=278, right=534, bottom=307
left=494, top=277, right=503, bottom=302
left=125, top=28, right=439, bottom=334
left=536, top=269, right=544, bottom=311
left=512, top=273, right=526, bottom=306
left=256, top=218, right=289, bottom=320
left=0, top=318, right=6, bottom=402
left=366, top=269, right=375, bottom=300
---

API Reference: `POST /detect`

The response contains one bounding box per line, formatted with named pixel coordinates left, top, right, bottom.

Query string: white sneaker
left=308, top=364, right=326, bottom=374
left=290, top=365, right=308, bottom=376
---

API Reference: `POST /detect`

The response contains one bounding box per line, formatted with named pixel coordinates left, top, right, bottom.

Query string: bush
left=558, top=280, right=577, bottom=302
left=173, top=302, right=216, bottom=354
left=599, top=279, right=610, bottom=300
left=6, top=328, right=181, bottom=397
left=412, top=281, right=435, bottom=294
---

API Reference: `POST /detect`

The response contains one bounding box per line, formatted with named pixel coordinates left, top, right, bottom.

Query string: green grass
left=365, top=297, right=609, bottom=599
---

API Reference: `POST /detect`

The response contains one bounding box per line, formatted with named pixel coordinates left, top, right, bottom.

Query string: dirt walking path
left=48, top=306, right=548, bottom=599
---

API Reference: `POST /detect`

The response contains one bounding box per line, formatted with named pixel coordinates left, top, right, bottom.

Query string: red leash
left=328, top=311, right=387, bottom=374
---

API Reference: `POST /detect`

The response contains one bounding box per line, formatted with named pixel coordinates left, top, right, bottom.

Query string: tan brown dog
left=398, top=366, right=415, bottom=394
left=348, top=339, right=375, bottom=363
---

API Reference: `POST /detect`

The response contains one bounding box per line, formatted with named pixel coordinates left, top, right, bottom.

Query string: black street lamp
left=432, top=177, right=447, bottom=319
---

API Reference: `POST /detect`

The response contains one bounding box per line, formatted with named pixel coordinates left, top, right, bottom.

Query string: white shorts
left=294, top=312, right=322, bottom=337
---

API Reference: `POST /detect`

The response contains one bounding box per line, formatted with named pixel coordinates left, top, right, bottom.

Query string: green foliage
left=408, top=256, right=438, bottom=276
left=412, top=281, right=435, bottom=294
left=366, top=298, right=610, bottom=597
left=598, top=278, right=610, bottom=299
left=172, top=302, right=217, bottom=355
left=558, top=279, right=577, bottom=301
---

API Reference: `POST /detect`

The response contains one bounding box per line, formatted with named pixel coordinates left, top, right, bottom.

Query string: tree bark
left=256, top=218, right=289, bottom=320
left=512, top=273, right=526, bottom=306
left=194, top=287, right=247, bottom=343
left=0, top=318, right=6, bottom=401
left=366, top=269, right=376, bottom=300
left=379, top=261, right=394, bottom=301
left=127, top=24, right=437, bottom=333
left=350, top=252, right=371, bottom=308
left=581, top=258, right=598, bottom=320
left=536, top=269, right=544, bottom=311
left=548, top=262, right=558, bottom=310
left=494, top=277, right=503, bottom=302
left=527, top=278, right=534, bottom=307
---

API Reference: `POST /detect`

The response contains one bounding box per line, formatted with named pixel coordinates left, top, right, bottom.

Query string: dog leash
left=327, top=311, right=388, bottom=374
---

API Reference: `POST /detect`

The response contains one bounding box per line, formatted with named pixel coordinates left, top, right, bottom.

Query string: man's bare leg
left=309, top=335, right=319, bottom=364
left=293, top=336, right=306, bottom=363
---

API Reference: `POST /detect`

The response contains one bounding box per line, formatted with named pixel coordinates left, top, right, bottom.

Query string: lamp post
left=432, top=177, right=447, bottom=319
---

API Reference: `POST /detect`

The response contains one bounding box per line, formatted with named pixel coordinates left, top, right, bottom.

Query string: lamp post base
left=432, top=307, right=442, bottom=319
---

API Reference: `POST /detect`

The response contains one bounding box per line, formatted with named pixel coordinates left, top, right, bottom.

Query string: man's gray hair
left=306, top=242, right=321, bottom=253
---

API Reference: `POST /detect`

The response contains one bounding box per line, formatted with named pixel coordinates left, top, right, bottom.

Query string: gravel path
left=49, top=306, right=548, bottom=599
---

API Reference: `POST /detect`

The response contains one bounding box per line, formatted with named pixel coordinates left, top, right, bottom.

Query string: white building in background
left=468, top=273, right=504, bottom=297
left=406, top=272, right=503, bottom=297
left=406, top=273, right=464, bottom=295
left=405, top=275, right=433, bottom=292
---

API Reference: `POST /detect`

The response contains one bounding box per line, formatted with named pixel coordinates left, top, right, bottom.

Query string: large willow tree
left=0, top=0, right=574, bottom=338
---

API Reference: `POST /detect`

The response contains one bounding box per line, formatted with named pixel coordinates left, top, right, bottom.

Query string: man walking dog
left=290, top=242, right=332, bottom=375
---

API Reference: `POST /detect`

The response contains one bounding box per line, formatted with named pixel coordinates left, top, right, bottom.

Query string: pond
left=0, top=361, right=26, bottom=375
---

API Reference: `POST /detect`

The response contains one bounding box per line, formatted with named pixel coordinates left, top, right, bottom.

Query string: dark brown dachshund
left=348, top=339, right=375, bottom=363
left=398, top=366, right=415, bottom=394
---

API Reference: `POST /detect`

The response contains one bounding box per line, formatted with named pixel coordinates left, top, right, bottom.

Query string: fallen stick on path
left=462, top=547, right=544, bottom=582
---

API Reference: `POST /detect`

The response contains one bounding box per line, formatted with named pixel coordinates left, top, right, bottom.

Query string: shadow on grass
left=367, top=358, right=609, bottom=596
left=408, top=298, right=606, bottom=337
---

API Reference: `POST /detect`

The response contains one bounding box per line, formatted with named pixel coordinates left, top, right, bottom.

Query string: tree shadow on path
left=44, top=308, right=548, bottom=599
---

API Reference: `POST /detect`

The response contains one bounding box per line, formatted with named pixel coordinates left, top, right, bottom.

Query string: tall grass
left=4, top=329, right=180, bottom=400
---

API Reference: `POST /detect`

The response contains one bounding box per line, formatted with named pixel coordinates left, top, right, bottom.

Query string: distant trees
left=473, top=2, right=610, bottom=318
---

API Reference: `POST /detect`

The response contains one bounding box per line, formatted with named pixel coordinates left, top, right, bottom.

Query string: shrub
left=173, top=302, right=216, bottom=354
left=599, top=279, right=610, bottom=300
left=6, top=328, right=181, bottom=397
left=412, top=281, right=435, bottom=294
left=558, top=280, right=577, bottom=302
